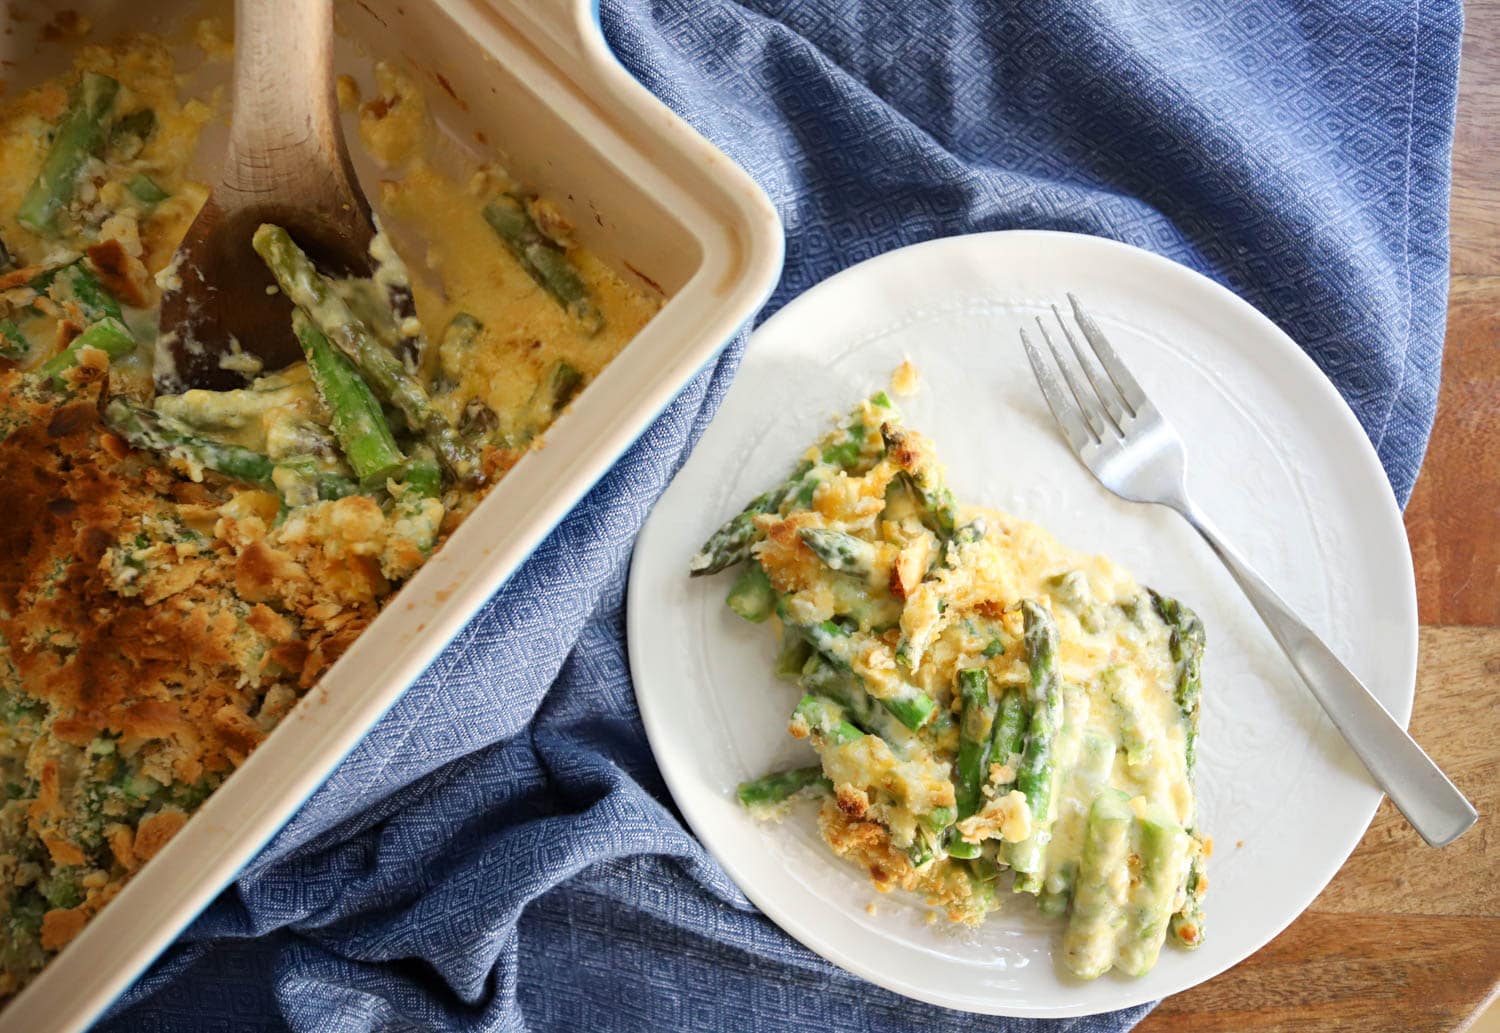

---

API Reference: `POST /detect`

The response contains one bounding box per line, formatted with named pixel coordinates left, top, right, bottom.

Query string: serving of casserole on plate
left=688, top=379, right=1208, bottom=982
left=0, top=1, right=783, bottom=1028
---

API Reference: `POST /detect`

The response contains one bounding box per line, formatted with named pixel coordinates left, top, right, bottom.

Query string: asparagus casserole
left=0, top=27, right=657, bottom=1000
left=693, top=384, right=1208, bottom=980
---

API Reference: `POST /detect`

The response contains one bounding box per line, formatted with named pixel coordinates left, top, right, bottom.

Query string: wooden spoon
left=155, top=0, right=375, bottom=392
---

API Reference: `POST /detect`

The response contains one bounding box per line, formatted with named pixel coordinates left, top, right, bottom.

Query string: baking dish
left=0, top=2, right=783, bottom=1029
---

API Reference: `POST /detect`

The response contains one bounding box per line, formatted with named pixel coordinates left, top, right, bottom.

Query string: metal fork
left=1020, top=295, right=1476, bottom=847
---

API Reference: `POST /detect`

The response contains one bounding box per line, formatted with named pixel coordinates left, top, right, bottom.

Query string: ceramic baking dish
left=0, top=2, right=782, bottom=1029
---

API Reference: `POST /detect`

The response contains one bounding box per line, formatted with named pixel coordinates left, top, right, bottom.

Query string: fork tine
left=1051, top=303, right=1126, bottom=435
left=1036, top=317, right=1111, bottom=442
left=1067, top=293, right=1146, bottom=416
left=1019, top=325, right=1095, bottom=451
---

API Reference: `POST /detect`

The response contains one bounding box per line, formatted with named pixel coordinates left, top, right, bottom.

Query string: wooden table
left=1141, top=2, right=1500, bottom=1030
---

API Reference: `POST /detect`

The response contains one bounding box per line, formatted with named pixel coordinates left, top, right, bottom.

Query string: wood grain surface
left=1140, top=1, right=1500, bottom=1029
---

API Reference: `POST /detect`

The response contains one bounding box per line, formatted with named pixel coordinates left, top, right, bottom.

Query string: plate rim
left=627, top=228, right=1417, bottom=1017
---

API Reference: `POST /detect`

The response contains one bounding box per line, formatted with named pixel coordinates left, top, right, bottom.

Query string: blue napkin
left=103, top=0, right=1460, bottom=1029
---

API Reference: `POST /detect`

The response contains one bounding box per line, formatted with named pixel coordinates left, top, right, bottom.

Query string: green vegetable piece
left=271, top=456, right=360, bottom=508
left=880, top=422, right=957, bottom=538
left=293, top=311, right=405, bottom=484
left=1152, top=589, right=1208, bottom=948
left=1116, top=807, right=1192, bottom=977
left=773, top=635, right=812, bottom=682
left=37, top=317, right=134, bottom=387
left=691, top=396, right=889, bottom=576
left=0, top=319, right=27, bottom=360
left=737, top=766, right=831, bottom=810
left=793, top=615, right=936, bottom=731
left=125, top=173, right=170, bottom=206
left=791, top=693, right=863, bottom=747
left=482, top=193, right=603, bottom=333
left=46, top=261, right=125, bottom=322
left=1061, top=789, right=1133, bottom=979
left=1038, top=859, right=1078, bottom=917
left=252, top=223, right=483, bottom=486
left=393, top=452, right=443, bottom=498
left=945, top=834, right=981, bottom=859
left=1006, top=600, right=1063, bottom=891
left=1151, top=590, right=1205, bottom=771
left=798, top=527, right=878, bottom=578
left=988, top=687, right=1027, bottom=794
left=18, top=72, right=120, bottom=235
left=104, top=398, right=277, bottom=488
left=1171, top=848, right=1208, bottom=950
left=726, top=563, right=776, bottom=623
left=512, top=360, right=585, bottom=444
left=689, top=460, right=813, bottom=577
left=955, top=667, right=997, bottom=819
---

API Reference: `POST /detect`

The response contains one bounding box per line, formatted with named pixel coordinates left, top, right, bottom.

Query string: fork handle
left=1176, top=501, right=1476, bottom=847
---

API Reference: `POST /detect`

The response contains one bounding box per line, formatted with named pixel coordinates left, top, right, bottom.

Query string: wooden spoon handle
left=219, top=0, right=362, bottom=220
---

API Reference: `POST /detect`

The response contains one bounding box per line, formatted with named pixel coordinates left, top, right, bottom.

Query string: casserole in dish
left=0, top=1, right=782, bottom=1029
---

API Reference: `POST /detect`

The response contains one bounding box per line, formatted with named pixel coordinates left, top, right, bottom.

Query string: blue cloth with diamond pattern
left=102, top=1, right=1460, bottom=1029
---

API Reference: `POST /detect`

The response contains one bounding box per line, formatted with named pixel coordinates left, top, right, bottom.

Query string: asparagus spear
left=989, top=687, right=1028, bottom=793
left=0, top=319, right=27, bottom=360
left=1116, top=807, right=1193, bottom=977
left=689, top=460, right=814, bottom=576
left=797, top=652, right=918, bottom=753
left=945, top=832, right=982, bottom=859
left=1152, top=589, right=1208, bottom=948
left=1061, top=789, right=1133, bottom=979
left=736, top=766, right=831, bottom=810
left=394, top=452, right=443, bottom=499
left=292, top=311, right=405, bottom=485
left=36, top=318, right=134, bottom=386
left=1038, top=859, right=1077, bottom=917
left=482, top=194, right=603, bottom=333
left=43, top=261, right=125, bottom=323
left=125, top=174, right=169, bottom=207
left=508, top=360, right=584, bottom=445
left=954, top=668, right=997, bottom=820
left=798, top=527, right=879, bottom=578
left=907, top=805, right=958, bottom=868
left=1151, top=590, right=1205, bottom=769
left=104, top=398, right=277, bottom=487
left=791, top=693, right=863, bottom=747
left=792, top=615, right=936, bottom=731
left=270, top=456, right=361, bottom=507
left=1006, top=600, right=1063, bottom=893
left=252, top=224, right=482, bottom=486
left=690, top=395, right=890, bottom=576
left=725, top=562, right=776, bottom=623
left=1038, top=734, right=1118, bottom=917
left=18, top=72, right=120, bottom=235
left=880, top=423, right=958, bottom=538
left=774, top=636, right=812, bottom=682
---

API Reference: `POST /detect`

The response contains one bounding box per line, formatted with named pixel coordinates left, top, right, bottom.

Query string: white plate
left=627, top=231, right=1416, bottom=1017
